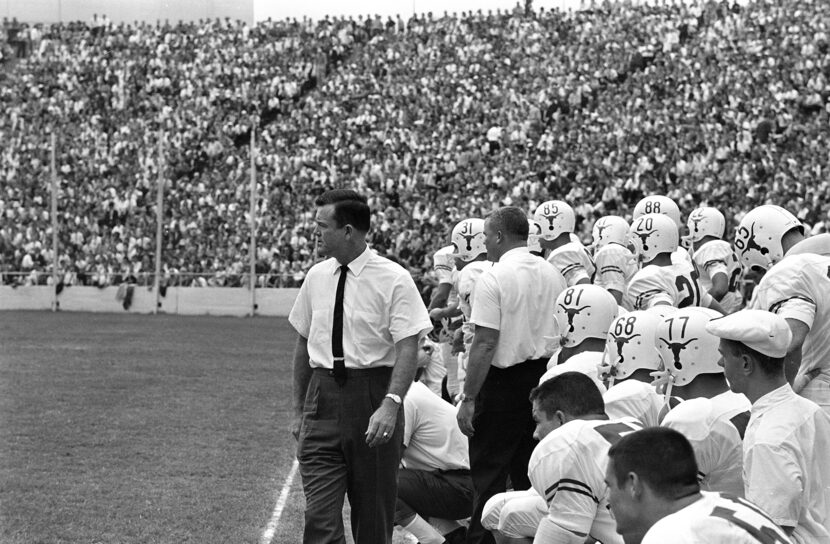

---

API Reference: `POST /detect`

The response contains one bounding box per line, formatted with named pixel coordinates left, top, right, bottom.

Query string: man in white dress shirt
left=708, top=310, right=830, bottom=543
left=456, top=206, right=567, bottom=544
left=289, top=189, right=433, bottom=544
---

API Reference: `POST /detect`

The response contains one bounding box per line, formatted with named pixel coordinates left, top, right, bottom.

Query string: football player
left=600, top=309, right=669, bottom=428
left=527, top=219, right=543, bottom=257
left=738, top=205, right=830, bottom=413
left=483, top=372, right=639, bottom=544
left=655, top=307, right=750, bottom=497
left=591, top=215, right=638, bottom=307
left=430, top=219, right=490, bottom=400
left=539, top=284, right=619, bottom=391
left=428, top=243, right=458, bottom=395
left=686, top=206, right=744, bottom=314
left=533, top=200, right=596, bottom=286
left=626, top=213, right=724, bottom=313
left=606, top=427, right=793, bottom=544
left=632, top=194, right=693, bottom=266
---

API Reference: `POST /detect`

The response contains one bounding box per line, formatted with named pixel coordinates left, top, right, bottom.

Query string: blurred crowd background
left=2, top=0, right=830, bottom=297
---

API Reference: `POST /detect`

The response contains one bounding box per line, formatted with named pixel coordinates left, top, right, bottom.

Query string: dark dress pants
left=466, top=358, right=547, bottom=544
left=298, top=367, right=403, bottom=544
left=395, top=468, right=474, bottom=523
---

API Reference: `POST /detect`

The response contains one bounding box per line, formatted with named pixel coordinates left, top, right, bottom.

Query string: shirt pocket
left=309, top=305, right=332, bottom=353
left=350, top=308, right=388, bottom=362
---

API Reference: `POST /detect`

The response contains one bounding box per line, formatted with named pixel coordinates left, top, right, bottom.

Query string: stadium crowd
left=2, top=0, right=830, bottom=292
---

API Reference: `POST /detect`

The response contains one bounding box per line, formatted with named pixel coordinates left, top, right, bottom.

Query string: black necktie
left=332, top=264, right=348, bottom=386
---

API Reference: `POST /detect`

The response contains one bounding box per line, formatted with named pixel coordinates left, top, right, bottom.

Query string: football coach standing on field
left=289, top=189, right=433, bottom=544
left=456, top=206, right=567, bottom=544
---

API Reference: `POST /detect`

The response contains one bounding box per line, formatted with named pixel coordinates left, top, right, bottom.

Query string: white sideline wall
left=0, top=286, right=300, bottom=317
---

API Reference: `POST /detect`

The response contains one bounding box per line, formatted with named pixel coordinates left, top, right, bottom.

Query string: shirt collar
left=751, top=383, right=795, bottom=415
left=500, top=246, right=530, bottom=261
left=331, top=246, right=373, bottom=277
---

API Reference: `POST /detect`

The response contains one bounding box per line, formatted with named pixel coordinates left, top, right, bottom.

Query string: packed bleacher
left=1, top=0, right=830, bottom=292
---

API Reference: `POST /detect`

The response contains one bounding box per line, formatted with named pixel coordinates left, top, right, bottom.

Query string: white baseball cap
left=705, top=310, right=792, bottom=358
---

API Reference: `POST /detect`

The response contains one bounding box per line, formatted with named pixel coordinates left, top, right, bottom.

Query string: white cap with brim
left=705, top=310, right=792, bottom=358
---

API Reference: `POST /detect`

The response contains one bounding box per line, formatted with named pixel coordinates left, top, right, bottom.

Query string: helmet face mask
left=686, top=207, right=725, bottom=243
left=555, top=285, right=619, bottom=348
left=628, top=213, right=679, bottom=262
left=451, top=218, right=487, bottom=262
left=604, top=310, right=663, bottom=380
left=655, top=307, right=723, bottom=386
left=592, top=216, right=629, bottom=248
left=734, top=205, right=802, bottom=271
left=528, top=219, right=543, bottom=253
left=534, top=200, right=576, bottom=241
left=632, top=195, right=682, bottom=229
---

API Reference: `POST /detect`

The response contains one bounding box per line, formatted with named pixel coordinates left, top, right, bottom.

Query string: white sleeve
left=469, top=271, right=501, bottom=330
left=595, top=247, right=633, bottom=293
left=433, top=251, right=454, bottom=284
left=626, top=270, right=675, bottom=310
left=528, top=444, right=601, bottom=537
left=751, top=260, right=817, bottom=329
left=532, top=516, right=585, bottom=544
left=743, top=442, right=803, bottom=527
left=389, top=273, right=434, bottom=342
left=288, top=269, right=313, bottom=336
left=694, top=243, right=730, bottom=279
left=549, top=246, right=595, bottom=287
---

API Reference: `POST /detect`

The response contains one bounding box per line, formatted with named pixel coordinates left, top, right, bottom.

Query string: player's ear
left=625, top=471, right=642, bottom=498
left=741, top=352, right=754, bottom=376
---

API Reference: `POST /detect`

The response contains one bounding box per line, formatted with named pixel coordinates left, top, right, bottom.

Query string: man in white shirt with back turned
left=456, top=206, right=567, bottom=544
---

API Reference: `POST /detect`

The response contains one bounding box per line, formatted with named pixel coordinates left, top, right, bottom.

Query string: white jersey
left=693, top=240, right=744, bottom=314
left=626, top=259, right=711, bottom=311
left=642, top=492, right=793, bottom=544
left=594, top=243, right=638, bottom=303
left=744, top=385, right=830, bottom=544
left=786, top=233, right=830, bottom=258
left=749, top=253, right=830, bottom=408
left=456, top=261, right=491, bottom=321
left=528, top=418, right=641, bottom=544
left=433, top=245, right=459, bottom=306
left=546, top=241, right=596, bottom=286
left=604, top=380, right=664, bottom=428
left=661, top=391, right=751, bottom=497
left=540, top=351, right=607, bottom=394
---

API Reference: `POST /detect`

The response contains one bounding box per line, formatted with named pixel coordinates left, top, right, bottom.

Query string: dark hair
left=529, top=372, right=605, bottom=417
left=608, top=427, right=700, bottom=499
left=487, top=206, right=529, bottom=241
left=315, top=189, right=370, bottom=232
left=722, top=338, right=784, bottom=377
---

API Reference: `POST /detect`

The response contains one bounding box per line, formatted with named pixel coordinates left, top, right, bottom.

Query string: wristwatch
left=458, top=393, right=475, bottom=403
left=384, top=393, right=402, bottom=405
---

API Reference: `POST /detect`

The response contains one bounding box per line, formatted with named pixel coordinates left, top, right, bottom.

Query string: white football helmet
left=633, top=195, right=682, bottom=229
left=556, top=285, right=619, bottom=348
left=592, top=215, right=630, bottom=248
left=655, top=307, right=723, bottom=386
left=527, top=219, right=543, bottom=254
left=604, top=310, right=663, bottom=380
left=628, top=213, right=679, bottom=262
left=686, top=207, right=726, bottom=243
left=735, top=205, right=803, bottom=271
left=451, top=218, right=486, bottom=262
left=534, top=200, right=575, bottom=241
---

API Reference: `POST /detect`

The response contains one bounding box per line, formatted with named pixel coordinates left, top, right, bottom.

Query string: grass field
left=0, top=311, right=417, bottom=544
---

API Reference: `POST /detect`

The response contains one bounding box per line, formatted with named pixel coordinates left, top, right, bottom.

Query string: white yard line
left=260, top=458, right=300, bottom=544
